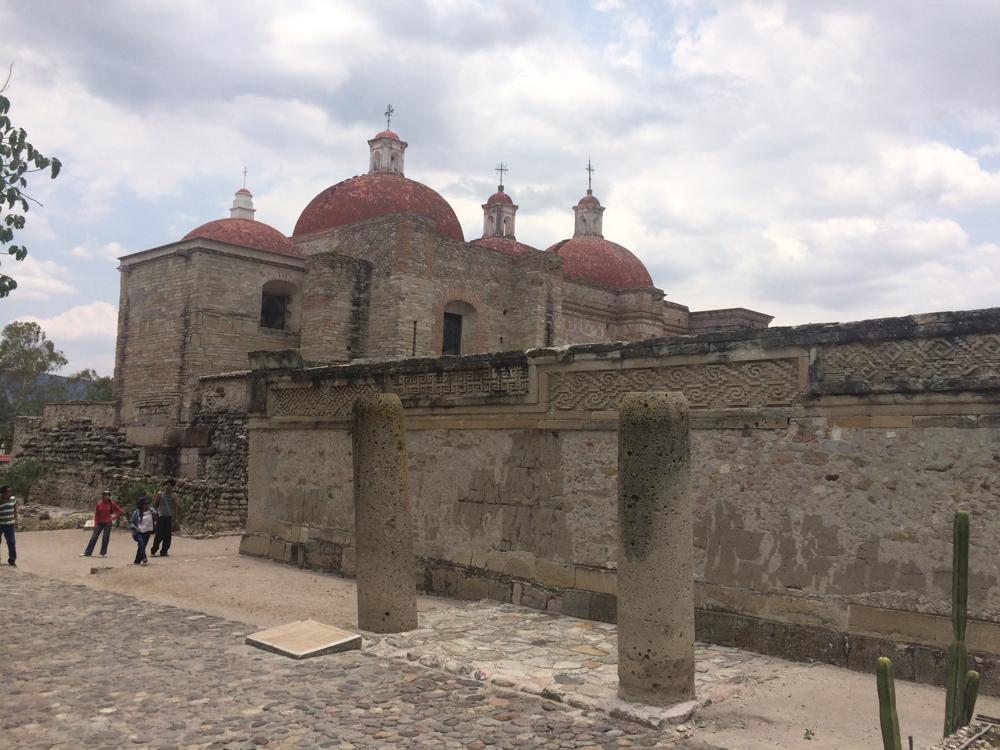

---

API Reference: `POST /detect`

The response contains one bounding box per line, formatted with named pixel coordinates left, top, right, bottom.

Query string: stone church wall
left=240, top=307, right=1000, bottom=692
left=297, top=214, right=566, bottom=357
left=116, top=242, right=304, bottom=430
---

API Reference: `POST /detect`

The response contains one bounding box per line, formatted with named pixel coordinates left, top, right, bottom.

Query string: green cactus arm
left=953, top=511, right=969, bottom=642
left=963, top=670, right=980, bottom=726
left=878, top=657, right=903, bottom=750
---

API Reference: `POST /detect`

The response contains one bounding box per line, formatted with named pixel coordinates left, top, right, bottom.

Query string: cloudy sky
left=2, top=0, right=999, bottom=375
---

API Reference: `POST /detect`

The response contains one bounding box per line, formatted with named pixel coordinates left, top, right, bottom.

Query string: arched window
left=260, top=280, right=297, bottom=330
left=487, top=215, right=495, bottom=234
left=502, top=216, right=512, bottom=237
left=390, top=153, right=398, bottom=172
left=373, top=153, right=382, bottom=170
left=442, top=300, right=477, bottom=355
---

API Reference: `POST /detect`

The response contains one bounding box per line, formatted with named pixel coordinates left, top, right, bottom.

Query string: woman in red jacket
left=81, top=490, right=124, bottom=557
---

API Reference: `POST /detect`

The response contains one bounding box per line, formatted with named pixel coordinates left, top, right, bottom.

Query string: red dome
left=235, top=187, right=252, bottom=196
left=546, top=235, right=653, bottom=289
left=183, top=218, right=299, bottom=257
left=471, top=236, right=537, bottom=256
left=293, top=172, right=464, bottom=241
left=486, top=189, right=513, bottom=206
left=577, top=193, right=601, bottom=208
left=373, top=129, right=400, bottom=141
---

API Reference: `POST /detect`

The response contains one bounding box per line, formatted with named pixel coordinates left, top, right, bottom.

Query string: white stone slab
left=246, top=619, right=362, bottom=660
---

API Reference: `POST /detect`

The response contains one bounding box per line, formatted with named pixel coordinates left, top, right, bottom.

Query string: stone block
left=535, top=559, right=574, bottom=589
left=456, top=574, right=493, bottom=601
left=870, top=415, right=913, bottom=428
left=575, top=566, right=617, bottom=595
left=913, top=415, right=979, bottom=428
left=561, top=590, right=592, bottom=619
left=589, top=592, right=617, bottom=623
left=503, top=552, right=536, bottom=580
left=239, top=533, right=270, bottom=557
left=268, top=538, right=288, bottom=561
left=831, top=416, right=871, bottom=428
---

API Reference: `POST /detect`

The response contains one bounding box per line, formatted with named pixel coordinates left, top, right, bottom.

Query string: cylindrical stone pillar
left=617, top=391, right=695, bottom=705
left=352, top=392, right=418, bottom=633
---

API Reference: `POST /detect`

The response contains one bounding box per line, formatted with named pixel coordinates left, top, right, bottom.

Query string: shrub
left=0, top=459, right=49, bottom=500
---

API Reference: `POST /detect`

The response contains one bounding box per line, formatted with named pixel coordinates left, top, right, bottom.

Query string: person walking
left=81, top=490, right=125, bottom=558
left=129, top=496, right=155, bottom=566
left=149, top=479, right=176, bottom=557
left=0, top=485, right=16, bottom=567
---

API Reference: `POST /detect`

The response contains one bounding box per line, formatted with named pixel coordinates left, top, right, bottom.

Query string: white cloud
left=0, top=0, right=998, bottom=354
left=2, top=256, right=77, bottom=301
left=19, top=302, right=118, bottom=343
left=68, top=242, right=129, bottom=263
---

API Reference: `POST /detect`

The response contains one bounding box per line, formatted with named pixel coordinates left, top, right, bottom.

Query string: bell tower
left=573, top=160, right=604, bottom=237
left=481, top=162, right=518, bottom=239
left=368, top=104, right=407, bottom=175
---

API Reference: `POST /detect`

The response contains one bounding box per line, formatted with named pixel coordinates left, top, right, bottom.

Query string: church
left=113, top=119, right=771, bottom=432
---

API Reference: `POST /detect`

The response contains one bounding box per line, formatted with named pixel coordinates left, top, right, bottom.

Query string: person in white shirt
left=129, top=496, right=156, bottom=566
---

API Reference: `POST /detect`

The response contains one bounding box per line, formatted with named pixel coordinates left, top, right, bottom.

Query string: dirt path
left=12, top=528, right=998, bottom=749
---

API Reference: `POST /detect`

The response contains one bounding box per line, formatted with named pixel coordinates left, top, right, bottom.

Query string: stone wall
left=11, top=403, right=140, bottom=507
left=11, top=384, right=248, bottom=528
left=240, top=307, right=1000, bottom=691
left=116, top=240, right=305, bottom=428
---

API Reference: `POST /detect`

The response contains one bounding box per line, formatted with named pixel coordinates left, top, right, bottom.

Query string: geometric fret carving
left=271, top=382, right=378, bottom=418
left=271, top=364, right=530, bottom=417
left=549, top=359, right=800, bottom=411
left=820, top=335, right=1000, bottom=383
left=388, top=366, right=529, bottom=399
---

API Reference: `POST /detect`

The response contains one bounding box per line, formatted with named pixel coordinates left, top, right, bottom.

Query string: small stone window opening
left=260, top=293, right=288, bottom=330
left=502, top=216, right=512, bottom=237
left=443, top=313, right=462, bottom=355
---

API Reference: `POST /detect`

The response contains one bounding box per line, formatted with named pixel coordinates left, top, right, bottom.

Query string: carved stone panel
left=548, top=359, right=800, bottom=411
left=271, top=364, right=531, bottom=417
left=819, top=334, right=1000, bottom=385
left=272, top=383, right=379, bottom=418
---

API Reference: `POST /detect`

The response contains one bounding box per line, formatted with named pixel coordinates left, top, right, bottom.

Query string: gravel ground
left=10, top=529, right=1000, bottom=749
left=2, top=570, right=705, bottom=750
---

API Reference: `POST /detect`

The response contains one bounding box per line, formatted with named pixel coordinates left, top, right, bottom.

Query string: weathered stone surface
left=352, top=393, right=417, bottom=633
left=617, top=392, right=695, bottom=705
left=4, top=573, right=690, bottom=750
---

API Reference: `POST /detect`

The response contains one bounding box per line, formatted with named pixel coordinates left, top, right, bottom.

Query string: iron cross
left=585, top=159, right=596, bottom=191
left=495, top=162, right=508, bottom=185
left=242, top=166, right=247, bottom=188
left=384, top=104, right=394, bottom=129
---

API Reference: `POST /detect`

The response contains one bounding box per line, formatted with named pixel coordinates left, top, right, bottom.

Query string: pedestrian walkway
left=366, top=599, right=774, bottom=728
left=1, top=571, right=707, bottom=749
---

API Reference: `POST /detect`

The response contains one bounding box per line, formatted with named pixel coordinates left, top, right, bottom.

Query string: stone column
left=617, top=391, right=695, bottom=705
left=352, top=393, right=418, bottom=633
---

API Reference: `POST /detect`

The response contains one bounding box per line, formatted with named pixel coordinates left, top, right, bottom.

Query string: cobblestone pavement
left=2, top=571, right=719, bottom=750
left=365, top=601, right=775, bottom=729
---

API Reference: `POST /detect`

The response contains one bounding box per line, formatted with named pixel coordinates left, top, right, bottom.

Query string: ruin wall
left=240, top=307, right=1000, bottom=691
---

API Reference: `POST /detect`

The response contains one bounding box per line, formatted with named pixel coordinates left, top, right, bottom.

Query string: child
left=81, top=490, right=125, bottom=557
left=129, top=496, right=156, bottom=566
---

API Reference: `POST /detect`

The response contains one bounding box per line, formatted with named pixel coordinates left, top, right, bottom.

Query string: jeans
left=150, top=515, right=172, bottom=555
left=0, top=524, right=16, bottom=564
left=133, top=531, right=151, bottom=564
left=84, top=522, right=113, bottom=556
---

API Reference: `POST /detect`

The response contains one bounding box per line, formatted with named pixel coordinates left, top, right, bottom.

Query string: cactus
left=944, top=510, right=973, bottom=737
left=878, top=656, right=903, bottom=750
left=963, top=669, right=980, bottom=726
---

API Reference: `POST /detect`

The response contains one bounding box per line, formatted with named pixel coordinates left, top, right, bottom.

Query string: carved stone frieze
left=819, top=334, right=1000, bottom=383
left=271, top=364, right=530, bottom=417
left=548, top=359, right=800, bottom=411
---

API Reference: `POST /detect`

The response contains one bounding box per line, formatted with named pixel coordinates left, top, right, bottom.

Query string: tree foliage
left=0, top=321, right=67, bottom=447
left=0, top=65, right=62, bottom=298
left=69, top=368, right=114, bottom=401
